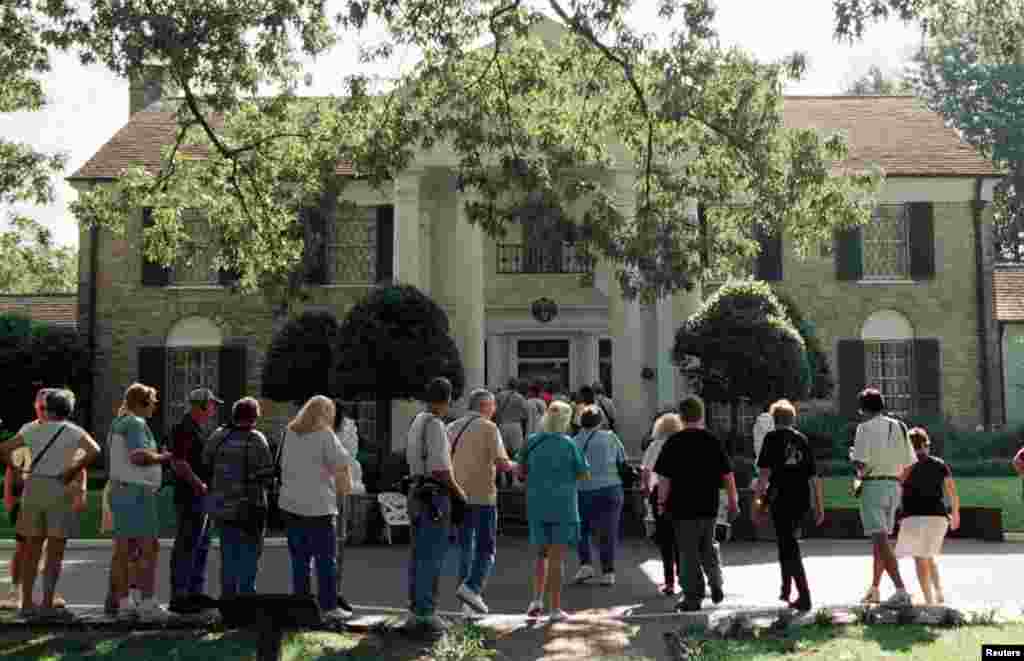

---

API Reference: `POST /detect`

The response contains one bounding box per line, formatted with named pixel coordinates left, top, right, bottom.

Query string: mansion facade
left=70, top=76, right=1004, bottom=455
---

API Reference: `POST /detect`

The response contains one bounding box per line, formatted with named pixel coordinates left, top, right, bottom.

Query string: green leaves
left=673, top=279, right=810, bottom=404
left=15, top=0, right=881, bottom=306
left=0, top=216, right=77, bottom=293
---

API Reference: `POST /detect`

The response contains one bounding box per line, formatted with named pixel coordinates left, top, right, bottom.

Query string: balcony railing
left=497, top=243, right=594, bottom=274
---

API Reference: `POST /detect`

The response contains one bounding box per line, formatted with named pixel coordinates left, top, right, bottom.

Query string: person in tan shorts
left=0, top=389, right=100, bottom=616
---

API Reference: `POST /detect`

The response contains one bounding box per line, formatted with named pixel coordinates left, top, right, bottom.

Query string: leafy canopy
left=0, top=2, right=68, bottom=240
left=843, top=64, right=912, bottom=95
left=673, top=279, right=810, bottom=405
left=0, top=216, right=77, bottom=293
left=334, top=284, right=465, bottom=401
left=0, top=0, right=880, bottom=306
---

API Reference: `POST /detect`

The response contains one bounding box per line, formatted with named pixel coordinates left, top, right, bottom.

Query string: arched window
left=165, top=316, right=223, bottom=429
left=861, top=310, right=914, bottom=418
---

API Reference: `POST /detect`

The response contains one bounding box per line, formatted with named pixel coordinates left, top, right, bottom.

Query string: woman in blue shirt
left=519, top=400, right=590, bottom=622
left=572, top=405, right=626, bottom=586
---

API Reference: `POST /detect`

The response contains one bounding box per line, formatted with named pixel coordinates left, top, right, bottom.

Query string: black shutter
left=376, top=205, right=395, bottom=283
left=218, top=345, right=248, bottom=426
left=303, top=206, right=328, bottom=284
left=912, top=338, right=942, bottom=418
left=754, top=225, right=783, bottom=281
left=138, top=347, right=167, bottom=443
left=908, top=202, right=936, bottom=280
left=140, top=208, right=170, bottom=287
left=834, top=226, right=864, bottom=281
left=837, top=339, right=866, bottom=419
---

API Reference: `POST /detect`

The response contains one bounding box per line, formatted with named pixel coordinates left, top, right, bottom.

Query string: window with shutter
left=837, top=339, right=866, bottom=418
left=834, top=226, right=864, bottom=281
left=912, top=338, right=942, bottom=417
left=169, top=209, right=220, bottom=285
left=908, top=202, right=936, bottom=280
left=865, top=340, right=913, bottom=419
left=862, top=204, right=910, bottom=280
left=140, top=208, right=170, bottom=287
left=218, top=346, right=248, bottom=427
left=138, top=346, right=167, bottom=440
left=325, top=203, right=378, bottom=283
left=376, top=205, right=395, bottom=283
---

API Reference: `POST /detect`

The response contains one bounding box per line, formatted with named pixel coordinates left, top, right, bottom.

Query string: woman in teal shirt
left=519, top=400, right=590, bottom=623
left=572, top=405, right=626, bottom=586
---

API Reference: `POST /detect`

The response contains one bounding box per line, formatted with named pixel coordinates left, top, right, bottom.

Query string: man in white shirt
left=851, top=388, right=917, bottom=607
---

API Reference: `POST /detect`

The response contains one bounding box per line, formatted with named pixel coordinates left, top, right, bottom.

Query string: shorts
left=109, top=481, right=161, bottom=538
left=894, top=516, right=949, bottom=558
left=860, top=480, right=901, bottom=536
left=528, top=520, right=580, bottom=547
left=16, top=477, right=77, bottom=539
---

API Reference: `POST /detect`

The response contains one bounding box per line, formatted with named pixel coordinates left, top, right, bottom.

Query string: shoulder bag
left=595, top=397, right=617, bottom=432
left=447, top=417, right=476, bottom=527
left=19, top=425, right=68, bottom=509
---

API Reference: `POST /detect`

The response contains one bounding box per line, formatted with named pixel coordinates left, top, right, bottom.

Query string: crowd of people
left=0, top=385, right=359, bottom=622
left=0, top=376, right=965, bottom=632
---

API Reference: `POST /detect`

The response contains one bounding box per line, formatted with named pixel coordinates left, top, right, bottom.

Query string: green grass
left=0, top=629, right=416, bottom=661
left=680, top=623, right=1024, bottom=660
left=821, top=476, right=1024, bottom=531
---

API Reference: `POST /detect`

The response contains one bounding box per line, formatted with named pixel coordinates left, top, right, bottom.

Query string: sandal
left=526, top=600, right=545, bottom=618
left=860, top=586, right=880, bottom=604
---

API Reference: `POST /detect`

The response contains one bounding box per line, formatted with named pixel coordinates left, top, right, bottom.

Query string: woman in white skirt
left=895, top=427, right=960, bottom=605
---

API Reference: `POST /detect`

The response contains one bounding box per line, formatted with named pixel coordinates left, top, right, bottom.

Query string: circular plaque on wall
left=531, top=297, right=559, bottom=324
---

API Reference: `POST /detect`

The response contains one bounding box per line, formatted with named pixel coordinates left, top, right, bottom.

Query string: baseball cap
left=188, top=387, right=224, bottom=405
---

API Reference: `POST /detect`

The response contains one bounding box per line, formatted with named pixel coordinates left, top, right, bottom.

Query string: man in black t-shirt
left=654, top=396, right=739, bottom=612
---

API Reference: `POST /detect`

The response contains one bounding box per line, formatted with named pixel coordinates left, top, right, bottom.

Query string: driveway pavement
left=1, top=536, right=1021, bottom=616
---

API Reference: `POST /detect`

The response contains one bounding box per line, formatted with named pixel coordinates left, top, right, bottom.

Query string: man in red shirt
left=168, top=388, right=221, bottom=614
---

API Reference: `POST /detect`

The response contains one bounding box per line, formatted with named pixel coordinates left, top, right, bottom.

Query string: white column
left=607, top=170, right=648, bottom=455
left=654, top=296, right=676, bottom=411
left=453, top=190, right=486, bottom=391
left=394, top=172, right=422, bottom=286
left=672, top=199, right=705, bottom=400
left=487, top=334, right=506, bottom=391
left=581, top=334, right=599, bottom=389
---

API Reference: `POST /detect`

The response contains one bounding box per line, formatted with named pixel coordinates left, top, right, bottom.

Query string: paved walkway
left=1, top=537, right=1022, bottom=659
left=1, top=537, right=1021, bottom=614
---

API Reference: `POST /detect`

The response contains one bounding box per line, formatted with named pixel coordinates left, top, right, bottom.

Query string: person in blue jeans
left=447, top=388, right=519, bottom=617
left=279, top=395, right=354, bottom=619
left=405, top=377, right=466, bottom=637
left=203, top=398, right=273, bottom=598
left=168, top=388, right=221, bottom=614
left=572, top=406, right=626, bottom=586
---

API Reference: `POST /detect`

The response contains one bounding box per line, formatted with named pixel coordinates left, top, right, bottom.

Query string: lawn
left=820, top=477, right=1024, bottom=531
left=0, top=629, right=428, bottom=661
left=682, top=623, right=1024, bottom=661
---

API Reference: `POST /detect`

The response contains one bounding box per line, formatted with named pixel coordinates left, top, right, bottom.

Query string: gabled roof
left=0, top=294, right=78, bottom=328
left=994, top=269, right=1024, bottom=321
left=781, top=96, right=999, bottom=177
left=70, top=95, right=1000, bottom=181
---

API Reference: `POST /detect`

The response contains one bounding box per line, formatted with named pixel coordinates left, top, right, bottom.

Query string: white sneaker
left=456, top=583, right=489, bottom=614
left=117, top=595, right=139, bottom=619
left=323, top=606, right=353, bottom=620
left=549, top=609, right=570, bottom=623
left=599, top=572, right=616, bottom=586
left=462, top=603, right=483, bottom=620
left=573, top=565, right=596, bottom=584
left=882, top=589, right=912, bottom=608
left=136, top=598, right=171, bottom=623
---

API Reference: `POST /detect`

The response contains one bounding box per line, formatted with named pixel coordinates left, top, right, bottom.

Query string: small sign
left=531, top=297, right=558, bottom=324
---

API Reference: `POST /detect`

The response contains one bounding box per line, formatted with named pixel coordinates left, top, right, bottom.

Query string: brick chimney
left=129, top=65, right=166, bottom=115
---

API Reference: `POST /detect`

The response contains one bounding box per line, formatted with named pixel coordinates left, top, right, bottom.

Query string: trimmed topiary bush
left=334, top=284, right=465, bottom=401
left=261, top=310, right=341, bottom=403
left=673, top=280, right=810, bottom=405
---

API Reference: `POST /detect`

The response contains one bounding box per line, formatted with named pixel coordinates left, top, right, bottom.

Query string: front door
left=1005, top=324, right=1024, bottom=428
